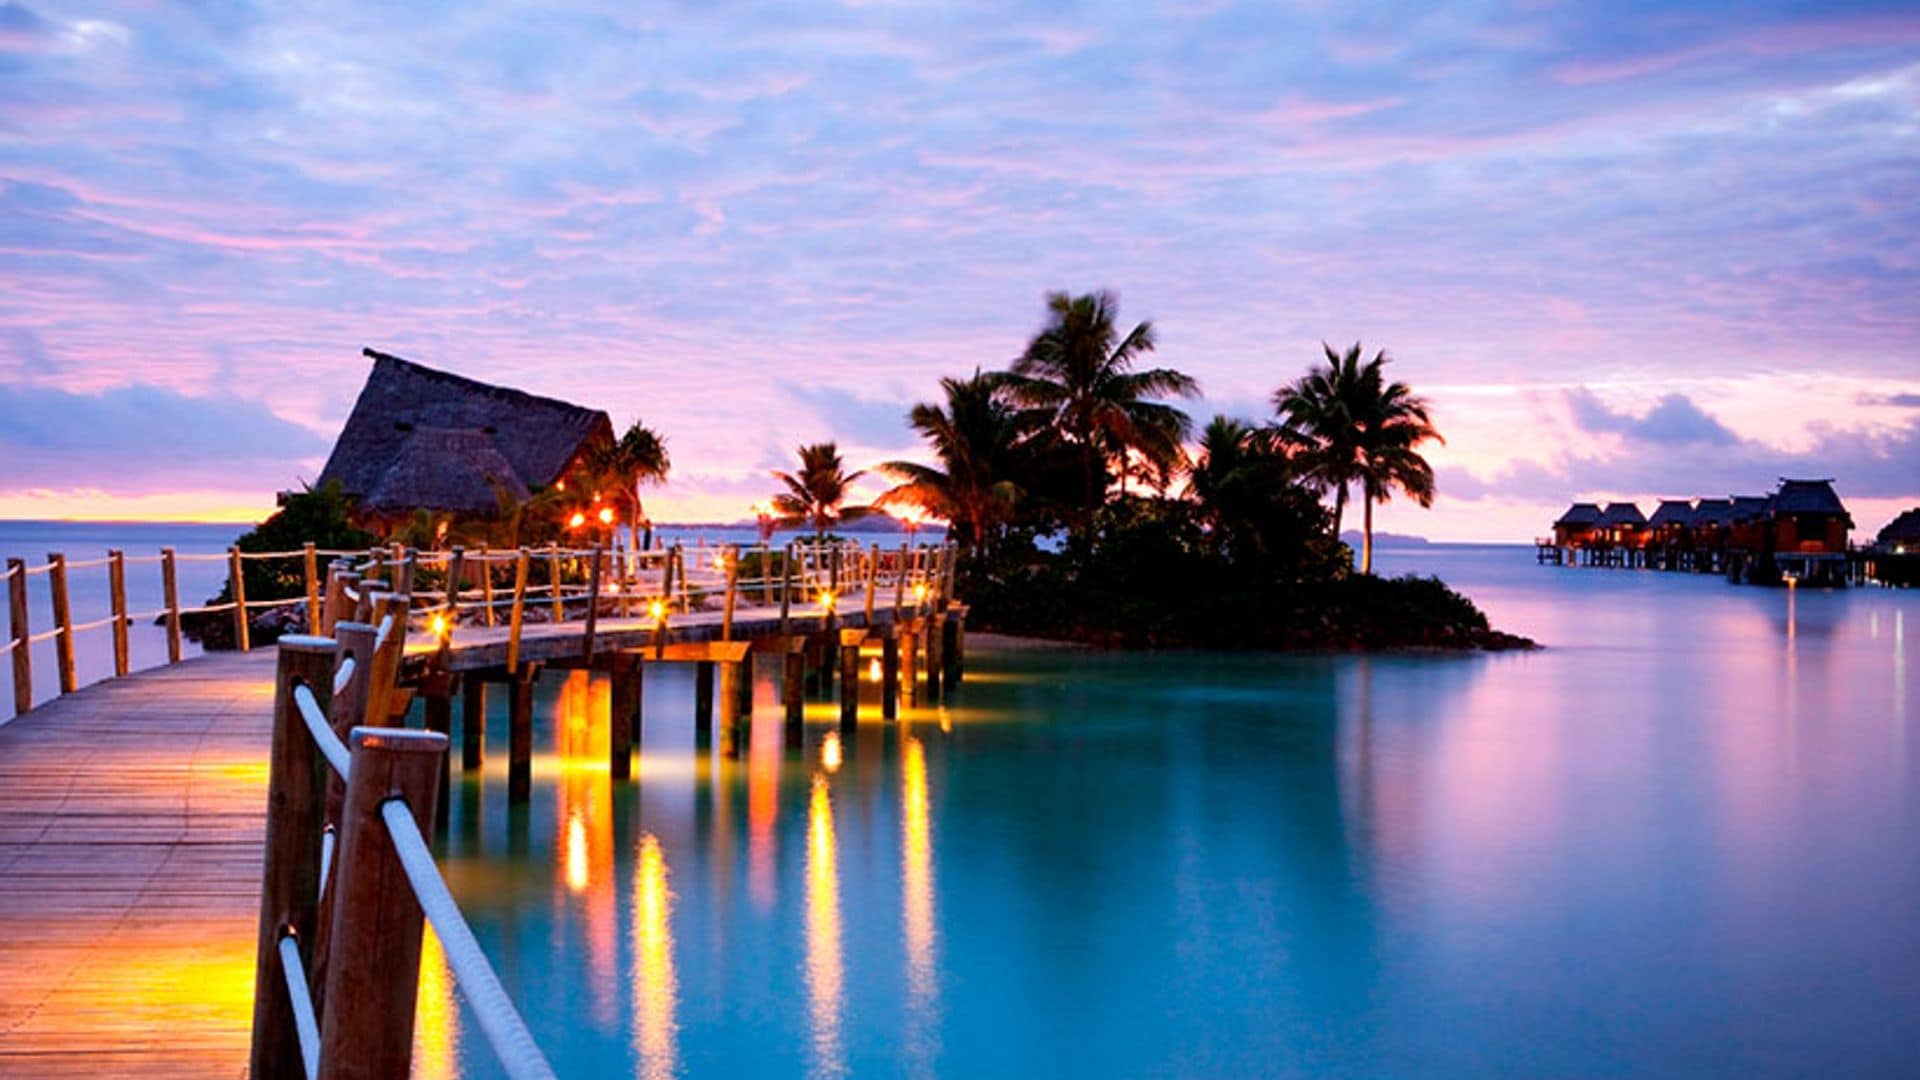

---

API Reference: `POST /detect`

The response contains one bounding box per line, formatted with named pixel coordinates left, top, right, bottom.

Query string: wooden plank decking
left=0, top=651, right=276, bottom=1077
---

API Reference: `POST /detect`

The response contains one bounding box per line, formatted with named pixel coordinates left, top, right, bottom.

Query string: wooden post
left=864, top=543, right=879, bottom=624
left=661, top=544, right=679, bottom=615
left=479, top=544, right=496, bottom=627
left=892, top=542, right=909, bottom=621
left=327, top=622, right=376, bottom=757
left=882, top=629, right=901, bottom=720
left=721, top=546, right=739, bottom=641
left=362, top=593, right=409, bottom=728
left=507, top=548, right=529, bottom=672
left=444, top=546, right=466, bottom=634
left=693, top=660, right=715, bottom=747
left=719, top=657, right=747, bottom=755
left=778, top=542, right=795, bottom=636
left=108, top=549, right=130, bottom=678
left=509, top=667, right=535, bottom=803
left=945, top=603, right=966, bottom=685
left=548, top=544, right=564, bottom=623
left=161, top=547, right=182, bottom=664
left=460, top=672, right=487, bottom=770
left=903, top=626, right=920, bottom=708
left=303, top=543, right=321, bottom=634
left=47, top=553, right=75, bottom=694
left=228, top=546, right=251, bottom=653
left=249, top=637, right=336, bottom=1080
left=610, top=655, right=641, bottom=781
left=394, top=547, right=417, bottom=597
left=839, top=635, right=860, bottom=729
left=782, top=640, right=805, bottom=730
left=7, top=559, right=30, bottom=717
left=421, top=673, right=453, bottom=827
left=760, top=542, right=773, bottom=606
left=321, top=565, right=350, bottom=637
left=581, top=544, right=604, bottom=660
left=316, top=727, right=445, bottom=1080
left=924, top=611, right=945, bottom=701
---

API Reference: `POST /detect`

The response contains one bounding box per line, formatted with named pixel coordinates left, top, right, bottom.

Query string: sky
left=2, top=0, right=1917, bottom=541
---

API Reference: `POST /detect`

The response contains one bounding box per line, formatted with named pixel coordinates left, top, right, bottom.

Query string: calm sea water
left=403, top=542, right=1918, bottom=1078
left=7, top=524, right=1917, bottom=1073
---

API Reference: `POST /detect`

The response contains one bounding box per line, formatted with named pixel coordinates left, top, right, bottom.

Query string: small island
left=197, top=290, right=1528, bottom=654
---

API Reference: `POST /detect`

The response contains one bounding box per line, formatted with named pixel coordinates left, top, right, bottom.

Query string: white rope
left=331, top=655, right=357, bottom=695
left=374, top=614, right=395, bottom=649
left=292, top=684, right=351, bottom=779
left=380, top=800, right=557, bottom=1080
left=318, top=828, right=335, bottom=901
left=276, top=934, right=321, bottom=1080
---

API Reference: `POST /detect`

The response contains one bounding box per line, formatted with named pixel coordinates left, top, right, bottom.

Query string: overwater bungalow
left=1552, top=503, right=1604, bottom=547
left=1877, top=509, right=1920, bottom=555
left=313, top=348, right=615, bottom=536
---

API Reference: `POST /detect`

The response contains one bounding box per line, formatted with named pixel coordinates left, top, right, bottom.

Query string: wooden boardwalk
left=0, top=651, right=276, bottom=1076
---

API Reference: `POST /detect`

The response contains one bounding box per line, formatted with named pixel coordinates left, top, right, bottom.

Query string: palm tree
left=772, top=442, right=870, bottom=537
left=875, top=370, right=1032, bottom=552
left=588, top=421, right=671, bottom=552
left=1006, top=290, right=1199, bottom=537
left=1273, top=343, right=1440, bottom=574
left=1272, top=342, right=1368, bottom=540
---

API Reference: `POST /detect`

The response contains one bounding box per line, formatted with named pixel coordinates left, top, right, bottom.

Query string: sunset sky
left=2, top=0, right=1916, bottom=540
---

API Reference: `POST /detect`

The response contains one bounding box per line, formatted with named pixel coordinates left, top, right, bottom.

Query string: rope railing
left=277, top=934, right=323, bottom=1080
left=382, top=799, right=558, bottom=1080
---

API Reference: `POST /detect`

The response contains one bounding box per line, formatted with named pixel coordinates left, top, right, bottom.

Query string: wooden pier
left=0, top=539, right=967, bottom=1076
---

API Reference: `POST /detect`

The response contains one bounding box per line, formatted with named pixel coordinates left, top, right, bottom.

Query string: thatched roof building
left=1555, top=503, right=1603, bottom=527
left=1770, top=478, right=1850, bottom=521
left=1598, top=502, right=1647, bottom=528
left=315, top=348, right=613, bottom=523
left=1878, top=508, right=1920, bottom=553
left=1648, top=500, right=1695, bottom=529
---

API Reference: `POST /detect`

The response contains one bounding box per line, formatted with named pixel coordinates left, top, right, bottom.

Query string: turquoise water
left=420, top=545, right=1920, bottom=1077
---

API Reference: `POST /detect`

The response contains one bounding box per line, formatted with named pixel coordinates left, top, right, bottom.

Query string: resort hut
left=314, top=348, right=615, bottom=535
left=1648, top=500, right=1695, bottom=540
left=1877, top=508, right=1920, bottom=555
left=1767, top=478, right=1852, bottom=555
left=1552, top=503, right=1604, bottom=548
left=1726, top=495, right=1773, bottom=553
left=1598, top=502, right=1648, bottom=546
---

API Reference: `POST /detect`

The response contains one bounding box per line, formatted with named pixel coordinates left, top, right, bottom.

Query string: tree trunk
left=1331, top=483, right=1348, bottom=541
left=1361, top=481, right=1375, bottom=575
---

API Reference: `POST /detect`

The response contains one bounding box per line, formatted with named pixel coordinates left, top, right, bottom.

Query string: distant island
left=1340, top=529, right=1430, bottom=547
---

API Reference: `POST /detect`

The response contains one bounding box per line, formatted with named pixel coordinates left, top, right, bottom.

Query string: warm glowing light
left=820, top=590, right=836, bottom=612
left=913, top=583, right=928, bottom=603
left=868, top=657, right=883, bottom=683
left=413, top=926, right=460, bottom=1080
left=632, top=833, right=678, bottom=1080
left=902, top=736, right=937, bottom=1033
left=598, top=506, right=616, bottom=526
left=805, top=773, right=844, bottom=1077
left=429, top=613, right=447, bottom=638
left=565, top=812, right=590, bottom=893
left=650, top=599, right=666, bottom=622
left=568, top=512, right=587, bottom=529
left=820, top=729, right=843, bottom=773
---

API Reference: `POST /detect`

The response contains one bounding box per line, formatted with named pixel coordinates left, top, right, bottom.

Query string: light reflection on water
left=428, top=546, right=1920, bottom=1077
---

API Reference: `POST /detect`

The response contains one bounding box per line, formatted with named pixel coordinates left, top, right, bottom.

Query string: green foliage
left=222, top=482, right=379, bottom=604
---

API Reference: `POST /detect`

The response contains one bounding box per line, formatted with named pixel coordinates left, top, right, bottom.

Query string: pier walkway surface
left=0, top=650, right=274, bottom=1077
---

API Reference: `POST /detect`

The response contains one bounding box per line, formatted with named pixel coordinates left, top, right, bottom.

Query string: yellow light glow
left=805, top=773, right=844, bottom=1076
left=429, top=613, right=447, bottom=638
left=821, top=729, right=843, bottom=773
left=413, top=926, right=460, bottom=1080
left=820, top=590, right=836, bottom=612
left=566, top=812, right=590, bottom=893
left=868, top=657, right=883, bottom=683
left=633, top=833, right=678, bottom=1080
left=598, top=506, right=615, bottom=526
left=569, top=512, right=587, bottom=529
left=902, top=736, right=936, bottom=1017
left=913, top=583, right=928, bottom=603
left=650, top=600, right=666, bottom=622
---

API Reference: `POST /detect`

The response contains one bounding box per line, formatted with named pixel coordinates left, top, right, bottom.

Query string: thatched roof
left=1879, top=508, right=1920, bottom=545
left=1690, top=498, right=1735, bottom=527
left=1730, top=495, right=1772, bottom=522
left=317, top=349, right=613, bottom=518
left=1649, top=500, right=1695, bottom=528
left=361, top=427, right=531, bottom=516
left=1599, top=502, right=1647, bottom=527
left=1555, top=502, right=1603, bottom=527
left=1771, top=478, right=1849, bottom=519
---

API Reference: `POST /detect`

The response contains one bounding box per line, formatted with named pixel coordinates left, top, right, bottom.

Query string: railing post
left=582, top=544, right=604, bottom=660
left=161, top=547, right=183, bottom=663
left=610, top=653, right=641, bottom=781
left=317, top=727, right=446, bottom=1080
left=721, top=546, right=739, bottom=642
left=47, top=553, right=75, bottom=694
left=249, top=637, right=337, bottom=1080
left=461, top=672, right=487, bottom=770
left=327, top=622, right=377, bottom=749
left=864, top=543, right=879, bottom=624
left=882, top=628, right=901, bottom=721
left=479, top=544, right=497, bottom=627
left=507, top=549, right=529, bottom=672
left=7, top=559, right=30, bottom=716
left=394, top=546, right=417, bottom=597
left=778, top=542, right=794, bottom=636
left=548, top=544, right=564, bottom=623
left=445, top=546, right=466, bottom=636
left=108, top=549, right=130, bottom=677
left=229, top=546, right=251, bottom=652
left=304, top=542, right=321, bottom=634
left=892, top=543, right=909, bottom=621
